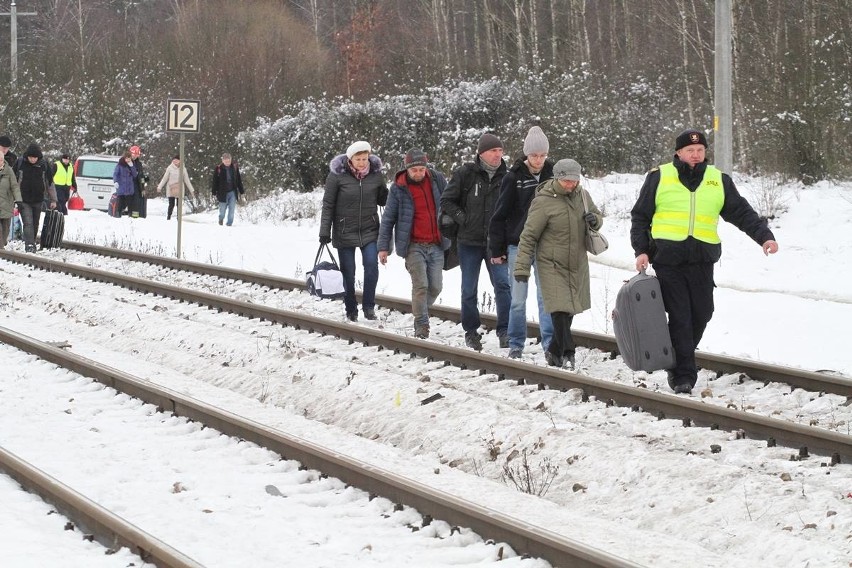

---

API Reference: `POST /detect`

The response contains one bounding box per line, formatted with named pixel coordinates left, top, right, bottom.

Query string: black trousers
left=654, top=262, right=715, bottom=387
left=547, top=312, right=575, bottom=359
left=167, top=197, right=177, bottom=218
left=55, top=185, right=70, bottom=215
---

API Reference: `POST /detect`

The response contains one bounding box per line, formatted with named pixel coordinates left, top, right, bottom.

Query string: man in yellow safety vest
left=53, top=153, right=77, bottom=215
left=630, top=129, right=779, bottom=394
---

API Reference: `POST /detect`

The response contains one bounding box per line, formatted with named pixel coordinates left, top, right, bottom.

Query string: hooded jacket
left=514, top=179, right=602, bottom=315
left=489, top=157, right=554, bottom=257
left=320, top=153, right=388, bottom=248
left=0, top=160, right=22, bottom=218
left=378, top=168, right=450, bottom=258
left=16, top=144, right=57, bottom=204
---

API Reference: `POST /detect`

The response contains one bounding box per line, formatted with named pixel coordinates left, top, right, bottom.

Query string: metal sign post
left=165, top=99, right=200, bottom=259
left=0, top=2, right=38, bottom=86
left=714, top=0, right=733, bottom=174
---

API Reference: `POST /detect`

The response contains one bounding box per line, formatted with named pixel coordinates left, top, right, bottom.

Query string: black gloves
left=514, top=275, right=529, bottom=284
left=319, top=235, right=331, bottom=245
left=583, top=212, right=596, bottom=224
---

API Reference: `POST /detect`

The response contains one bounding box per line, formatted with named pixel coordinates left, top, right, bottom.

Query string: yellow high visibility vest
left=54, top=161, right=74, bottom=186
left=651, top=163, right=724, bottom=244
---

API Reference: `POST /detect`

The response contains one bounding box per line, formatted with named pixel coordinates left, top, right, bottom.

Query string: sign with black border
left=166, top=99, right=201, bottom=133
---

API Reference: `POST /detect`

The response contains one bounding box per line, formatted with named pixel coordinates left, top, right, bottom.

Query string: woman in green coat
left=0, top=157, right=22, bottom=249
left=513, top=159, right=602, bottom=369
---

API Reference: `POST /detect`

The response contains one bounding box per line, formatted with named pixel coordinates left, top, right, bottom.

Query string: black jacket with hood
left=16, top=144, right=57, bottom=205
left=488, top=157, right=554, bottom=258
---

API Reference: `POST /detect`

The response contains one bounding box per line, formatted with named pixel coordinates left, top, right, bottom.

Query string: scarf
left=350, top=161, right=370, bottom=180
left=480, top=159, right=500, bottom=181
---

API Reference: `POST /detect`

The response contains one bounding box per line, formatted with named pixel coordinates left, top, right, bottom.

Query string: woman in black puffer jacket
left=319, top=141, right=388, bottom=322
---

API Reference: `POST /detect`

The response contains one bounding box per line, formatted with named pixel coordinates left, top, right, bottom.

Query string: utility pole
left=714, top=0, right=733, bottom=174
left=0, top=2, right=38, bottom=86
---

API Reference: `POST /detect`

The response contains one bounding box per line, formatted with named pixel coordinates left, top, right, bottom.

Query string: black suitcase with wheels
left=132, top=193, right=147, bottom=218
left=40, top=208, right=65, bottom=249
left=612, top=269, right=676, bottom=372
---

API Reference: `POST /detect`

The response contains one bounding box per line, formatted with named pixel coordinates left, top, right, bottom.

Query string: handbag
left=580, top=188, right=608, bottom=255
left=67, top=190, right=85, bottom=210
left=306, top=243, right=346, bottom=299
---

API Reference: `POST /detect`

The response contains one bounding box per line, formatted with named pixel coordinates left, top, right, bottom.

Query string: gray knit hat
left=552, top=159, right=582, bottom=181
left=523, top=126, right=549, bottom=155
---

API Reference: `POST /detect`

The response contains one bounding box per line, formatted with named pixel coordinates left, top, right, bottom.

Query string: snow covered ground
left=1, top=173, right=851, bottom=567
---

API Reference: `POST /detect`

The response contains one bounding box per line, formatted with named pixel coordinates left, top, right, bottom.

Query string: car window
left=79, top=159, right=117, bottom=178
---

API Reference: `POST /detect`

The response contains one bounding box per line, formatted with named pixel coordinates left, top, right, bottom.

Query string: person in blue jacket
left=112, top=150, right=138, bottom=217
left=378, top=149, right=449, bottom=339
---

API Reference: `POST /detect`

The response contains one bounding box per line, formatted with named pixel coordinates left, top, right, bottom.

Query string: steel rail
left=0, top=445, right=204, bottom=568
left=57, top=241, right=852, bottom=397
left=0, top=327, right=639, bottom=568
left=3, top=248, right=852, bottom=463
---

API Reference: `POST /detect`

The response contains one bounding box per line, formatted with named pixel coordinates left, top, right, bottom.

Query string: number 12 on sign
left=166, top=99, right=201, bottom=133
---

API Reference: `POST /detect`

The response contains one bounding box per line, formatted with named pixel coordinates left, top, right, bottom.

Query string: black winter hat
left=675, top=129, right=708, bottom=151
left=0, top=135, right=12, bottom=147
left=477, top=133, right=503, bottom=155
left=403, top=148, right=428, bottom=169
left=24, top=144, right=43, bottom=159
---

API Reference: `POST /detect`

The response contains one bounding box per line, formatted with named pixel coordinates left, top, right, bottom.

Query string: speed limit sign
left=166, top=99, right=201, bottom=133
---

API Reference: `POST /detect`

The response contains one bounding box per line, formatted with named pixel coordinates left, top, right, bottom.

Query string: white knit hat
left=523, top=126, right=549, bottom=155
left=346, top=140, right=372, bottom=159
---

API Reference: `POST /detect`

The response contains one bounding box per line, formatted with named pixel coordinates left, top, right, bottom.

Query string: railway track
left=56, top=241, right=852, bottom=397
left=0, top=328, right=638, bottom=568
left=0, top=444, right=202, bottom=568
left=1, top=244, right=850, bottom=464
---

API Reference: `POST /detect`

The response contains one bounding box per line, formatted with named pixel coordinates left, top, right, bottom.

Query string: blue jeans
left=507, top=245, right=553, bottom=351
left=218, top=191, right=237, bottom=225
left=338, top=241, right=378, bottom=316
left=457, top=242, right=510, bottom=334
left=405, top=243, right=444, bottom=327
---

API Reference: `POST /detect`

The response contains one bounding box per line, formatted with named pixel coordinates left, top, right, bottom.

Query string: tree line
left=0, top=0, right=848, bottom=196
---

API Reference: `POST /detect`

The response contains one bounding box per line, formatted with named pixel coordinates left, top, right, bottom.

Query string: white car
left=73, top=154, right=119, bottom=211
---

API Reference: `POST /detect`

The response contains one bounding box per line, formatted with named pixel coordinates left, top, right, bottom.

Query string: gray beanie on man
left=552, top=159, right=582, bottom=181
left=523, top=126, right=549, bottom=155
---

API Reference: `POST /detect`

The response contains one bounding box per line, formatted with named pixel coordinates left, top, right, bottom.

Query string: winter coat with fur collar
left=320, top=153, right=388, bottom=248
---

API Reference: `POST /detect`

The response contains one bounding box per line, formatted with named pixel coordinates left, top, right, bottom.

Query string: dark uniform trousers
left=654, top=262, right=715, bottom=387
